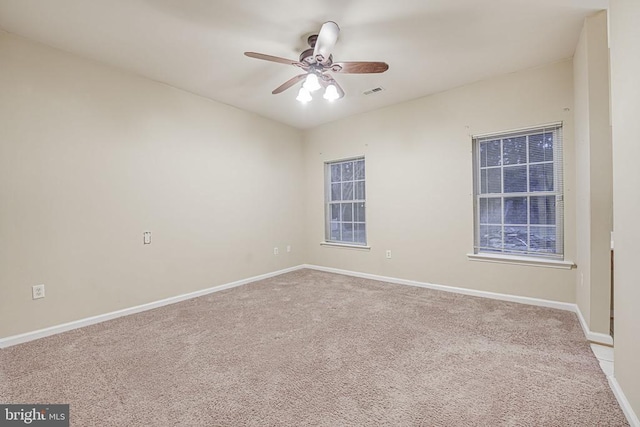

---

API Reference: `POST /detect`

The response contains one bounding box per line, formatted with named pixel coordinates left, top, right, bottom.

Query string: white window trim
left=324, top=156, right=367, bottom=246
left=320, top=242, right=371, bottom=250
left=467, top=253, right=575, bottom=269
left=472, top=122, right=565, bottom=259
left=473, top=122, right=563, bottom=139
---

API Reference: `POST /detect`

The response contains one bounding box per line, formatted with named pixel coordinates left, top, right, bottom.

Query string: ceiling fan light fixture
left=296, top=87, right=312, bottom=103
left=303, top=73, right=322, bottom=92
left=323, top=84, right=340, bottom=101
left=245, top=21, right=389, bottom=104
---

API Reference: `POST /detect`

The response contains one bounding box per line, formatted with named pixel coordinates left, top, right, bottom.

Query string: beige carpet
left=0, top=269, right=628, bottom=426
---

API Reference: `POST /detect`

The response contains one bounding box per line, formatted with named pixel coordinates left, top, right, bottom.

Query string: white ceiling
left=0, top=0, right=606, bottom=129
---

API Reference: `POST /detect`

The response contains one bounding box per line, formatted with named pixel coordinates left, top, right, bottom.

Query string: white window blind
left=473, top=123, right=564, bottom=258
left=325, top=158, right=366, bottom=245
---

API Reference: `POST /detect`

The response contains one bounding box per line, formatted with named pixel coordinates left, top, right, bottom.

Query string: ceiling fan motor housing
left=299, top=48, right=314, bottom=64
left=300, top=48, right=333, bottom=67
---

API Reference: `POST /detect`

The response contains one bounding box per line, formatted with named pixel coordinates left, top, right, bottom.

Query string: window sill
left=467, top=253, right=575, bottom=270
left=320, top=242, right=371, bottom=250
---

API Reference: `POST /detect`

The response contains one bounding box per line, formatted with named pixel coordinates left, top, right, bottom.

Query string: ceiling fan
left=244, top=21, right=389, bottom=103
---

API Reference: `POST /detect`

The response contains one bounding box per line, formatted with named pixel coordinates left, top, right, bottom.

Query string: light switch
left=143, top=231, right=151, bottom=245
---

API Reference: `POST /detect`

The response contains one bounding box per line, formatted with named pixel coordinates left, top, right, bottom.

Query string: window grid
left=473, top=125, right=563, bottom=258
left=325, top=158, right=366, bottom=245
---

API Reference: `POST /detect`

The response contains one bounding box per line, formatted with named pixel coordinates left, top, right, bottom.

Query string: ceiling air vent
left=363, top=87, right=385, bottom=95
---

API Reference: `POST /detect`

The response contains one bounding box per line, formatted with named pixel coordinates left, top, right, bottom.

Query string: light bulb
left=323, top=84, right=340, bottom=101
left=303, top=73, right=321, bottom=92
left=296, top=87, right=312, bottom=103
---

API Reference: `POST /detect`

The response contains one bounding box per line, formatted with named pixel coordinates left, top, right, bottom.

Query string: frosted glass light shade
left=323, top=84, right=339, bottom=101
left=296, top=87, right=312, bottom=103
left=303, top=73, right=321, bottom=92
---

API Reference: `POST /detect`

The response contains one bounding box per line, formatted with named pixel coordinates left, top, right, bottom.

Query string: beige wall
left=610, top=0, right=640, bottom=418
left=0, top=33, right=305, bottom=338
left=303, top=60, right=576, bottom=302
left=573, top=22, right=593, bottom=325
left=3, top=9, right=637, bottom=420
left=573, top=11, right=613, bottom=335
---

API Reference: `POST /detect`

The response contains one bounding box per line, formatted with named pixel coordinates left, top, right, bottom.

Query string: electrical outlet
left=143, top=231, right=152, bottom=245
left=386, top=250, right=392, bottom=259
left=274, top=247, right=279, bottom=255
left=286, top=245, right=291, bottom=253
left=32, top=284, right=45, bottom=300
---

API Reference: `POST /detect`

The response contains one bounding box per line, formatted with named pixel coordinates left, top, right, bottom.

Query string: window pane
left=342, top=162, right=354, bottom=181
left=530, top=226, right=556, bottom=253
left=530, top=196, right=556, bottom=225
left=342, top=162, right=353, bottom=181
left=479, top=198, right=503, bottom=225
left=479, top=198, right=488, bottom=223
left=479, top=224, right=489, bottom=248
left=480, top=169, right=487, bottom=194
left=503, top=166, right=527, bottom=193
left=487, top=225, right=502, bottom=250
left=480, top=143, right=487, bottom=168
left=330, top=222, right=340, bottom=240
left=486, top=140, right=501, bottom=166
left=355, top=181, right=365, bottom=200
left=488, top=198, right=501, bottom=223
left=330, top=204, right=340, bottom=221
left=354, top=202, right=365, bottom=222
left=354, top=223, right=366, bottom=244
left=341, top=223, right=354, bottom=242
left=529, top=133, right=553, bottom=163
left=503, top=136, right=527, bottom=165
left=331, top=164, right=341, bottom=182
left=487, top=168, right=501, bottom=193
left=331, top=183, right=341, bottom=201
left=530, top=163, right=554, bottom=192
left=355, top=160, right=365, bottom=179
left=504, top=226, right=528, bottom=252
left=342, top=182, right=354, bottom=200
left=341, top=203, right=353, bottom=221
left=504, top=197, right=527, bottom=224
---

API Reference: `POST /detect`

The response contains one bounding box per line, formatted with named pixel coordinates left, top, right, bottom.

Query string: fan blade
left=244, top=52, right=303, bottom=67
left=313, top=21, right=340, bottom=65
left=272, top=74, right=308, bottom=94
left=332, top=61, right=389, bottom=74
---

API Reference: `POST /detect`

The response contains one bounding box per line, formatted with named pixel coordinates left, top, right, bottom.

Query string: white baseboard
left=303, top=264, right=614, bottom=346
left=0, top=263, right=614, bottom=347
left=2, top=263, right=634, bottom=424
left=303, top=264, right=576, bottom=311
left=0, top=265, right=305, bottom=349
left=609, top=376, right=640, bottom=427
left=3, top=263, right=614, bottom=348
left=574, top=305, right=614, bottom=346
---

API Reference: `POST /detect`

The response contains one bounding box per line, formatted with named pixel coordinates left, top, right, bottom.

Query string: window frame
left=472, top=123, right=564, bottom=260
left=324, top=156, right=367, bottom=247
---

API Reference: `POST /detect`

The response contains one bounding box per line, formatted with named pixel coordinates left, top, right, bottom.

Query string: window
left=473, top=123, right=564, bottom=258
left=325, top=158, right=366, bottom=245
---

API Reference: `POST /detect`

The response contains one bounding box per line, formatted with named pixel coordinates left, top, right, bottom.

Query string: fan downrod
left=307, top=34, right=318, bottom=48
